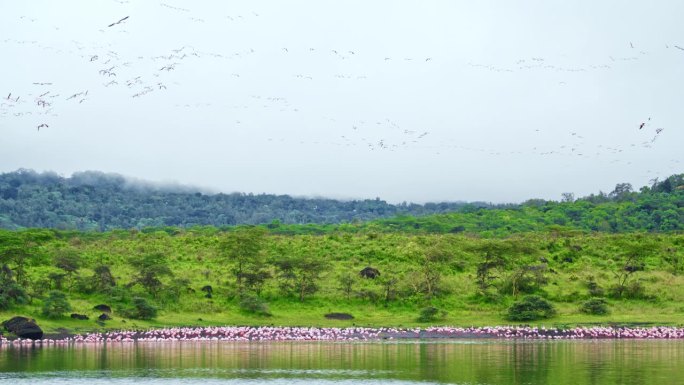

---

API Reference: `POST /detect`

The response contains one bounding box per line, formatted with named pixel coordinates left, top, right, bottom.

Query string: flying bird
left=639, top=122, right=645, bottom=129
left=108, top=16, right=129, bottom=27
left=37, top=123, right=48, bottom=131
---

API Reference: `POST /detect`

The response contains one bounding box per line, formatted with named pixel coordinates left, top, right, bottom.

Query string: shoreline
left=4, top=325, right=684, bottom=346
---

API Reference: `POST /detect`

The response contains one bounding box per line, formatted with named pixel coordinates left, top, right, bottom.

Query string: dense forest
left=0, top=169, right=682, bottom=234
left=0, top=169, right=488, bottom=230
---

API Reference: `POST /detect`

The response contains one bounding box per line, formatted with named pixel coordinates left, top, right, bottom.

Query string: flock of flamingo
left=4, top=325, right=684, bottom=347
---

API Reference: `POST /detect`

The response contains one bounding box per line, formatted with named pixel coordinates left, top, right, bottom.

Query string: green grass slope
left=1, top=228, right=683, bottom=334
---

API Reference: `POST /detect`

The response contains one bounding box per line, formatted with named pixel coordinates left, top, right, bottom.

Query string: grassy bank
left=1, top=228, right=683, bottom=334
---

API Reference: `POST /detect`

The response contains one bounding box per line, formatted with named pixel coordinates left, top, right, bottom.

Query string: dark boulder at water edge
left=94, top=304, right=112, bottom=313
left=2, top=316, right=44, bottom=340
left=98, top=313, right=112, bottom=321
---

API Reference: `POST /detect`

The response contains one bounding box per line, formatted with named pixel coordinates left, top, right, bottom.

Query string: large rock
left=2, top=316, right=44, bottom=340
left=93, top=304, right=112, bottom=313
left=360, top=266, right=380, bottom=279
left=201, top=285, right=213, bottom=299
left=70, top=313, right=89, bottom=320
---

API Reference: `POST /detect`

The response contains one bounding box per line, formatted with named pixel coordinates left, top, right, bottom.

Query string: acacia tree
left=404, top=238, right=453, bottom=299
left=55, top=251, right=82, bottom=290
left=219, top=227, right=267, bottom=294
left=610, top=241, right=650, bottom=298
left=91, top=264, right=117, bottom=293
left=420, top=246, right=451, bottom=299
left=0, top=231, right=51, bottom=286
left=128, top=253, right=173, bottom=297
left=474, top=240, right=532, bottom=296
left=475, top=247, right=507, bottom=293
left=273, top=256, right=327, bottom=301
left=504, top=265, right=548, bottom=297
left=378, top=272, right=399, bottom=305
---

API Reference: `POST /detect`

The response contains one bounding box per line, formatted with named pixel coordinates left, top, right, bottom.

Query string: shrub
left=41, top=290, right=72, bottom=319
left=122, top=297, right=158, bottom=320
left=624, top=281, right=647, bottom=299
left=473, top=290, right=502, bottom=304
left=0, top=266, right=28, bottom=310
left=0, top=281, right=28, bottom=310
left=609, top=281, right=647, bottom=299
left=417, top=306, right=447, bottom=323
left=239, top=294, right=271, bottom=316
left=579, top=298, right=609, bottom=315
left=506, top=295, right=556, bottom=321
left=586, top=279, right=605, bottom=297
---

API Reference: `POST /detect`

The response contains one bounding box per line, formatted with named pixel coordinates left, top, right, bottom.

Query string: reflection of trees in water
left=0, top=341, right=683, bottom=383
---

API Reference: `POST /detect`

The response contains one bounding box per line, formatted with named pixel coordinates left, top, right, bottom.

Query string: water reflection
left=1, top=340, right=683, bottom=385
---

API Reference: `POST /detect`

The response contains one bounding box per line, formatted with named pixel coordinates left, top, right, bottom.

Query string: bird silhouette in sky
left=108, top=16, right=129, bottom=27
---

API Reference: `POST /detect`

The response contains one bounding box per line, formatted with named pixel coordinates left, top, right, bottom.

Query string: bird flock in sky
left=0, top=0, right=681, bottom=177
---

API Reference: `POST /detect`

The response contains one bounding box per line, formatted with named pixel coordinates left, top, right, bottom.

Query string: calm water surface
left=1, top=339, right=684, bottom=385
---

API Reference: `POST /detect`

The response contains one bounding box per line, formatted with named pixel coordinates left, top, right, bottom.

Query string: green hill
left=0, top=171, right=682, bottom=333
left=0, top=226, right=683, bottom=333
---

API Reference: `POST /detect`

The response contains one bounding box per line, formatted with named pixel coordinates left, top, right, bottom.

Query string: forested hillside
left=0, top=170, right=484, bottom=230
left=0, top=169, right=682, bottom=233
left=0, top=171, right=682, bottom=331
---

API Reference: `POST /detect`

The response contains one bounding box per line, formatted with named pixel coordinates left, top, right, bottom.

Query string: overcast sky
left=1, top=0, right=682, bottom=203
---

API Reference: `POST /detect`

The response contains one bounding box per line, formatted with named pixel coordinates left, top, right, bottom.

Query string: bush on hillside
left=122, top=297, right=158, bottom=320
left=41, top=291, right=72, bottom=319
left=579, top=298, right=609, bottom=315
left=506, top=295, right=556, bottom=321
left=239, top=294, right=271, bottom=316
left=417, top=306, right=447, bottom=323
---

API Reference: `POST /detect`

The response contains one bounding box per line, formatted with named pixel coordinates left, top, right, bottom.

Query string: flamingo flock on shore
left=3, top=325, right=684, bottom=347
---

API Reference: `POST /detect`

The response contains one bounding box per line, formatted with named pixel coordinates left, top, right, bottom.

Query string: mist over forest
left=0, top=169, right=681, bottom=233
left=0, top=169, right=484, bottom=230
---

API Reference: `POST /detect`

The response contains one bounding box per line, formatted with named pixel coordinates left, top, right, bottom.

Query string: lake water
left=1, top=339, right=683, bottom=384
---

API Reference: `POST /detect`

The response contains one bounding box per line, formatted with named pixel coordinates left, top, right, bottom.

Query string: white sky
left=1, top=0, right=682, bottom=203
